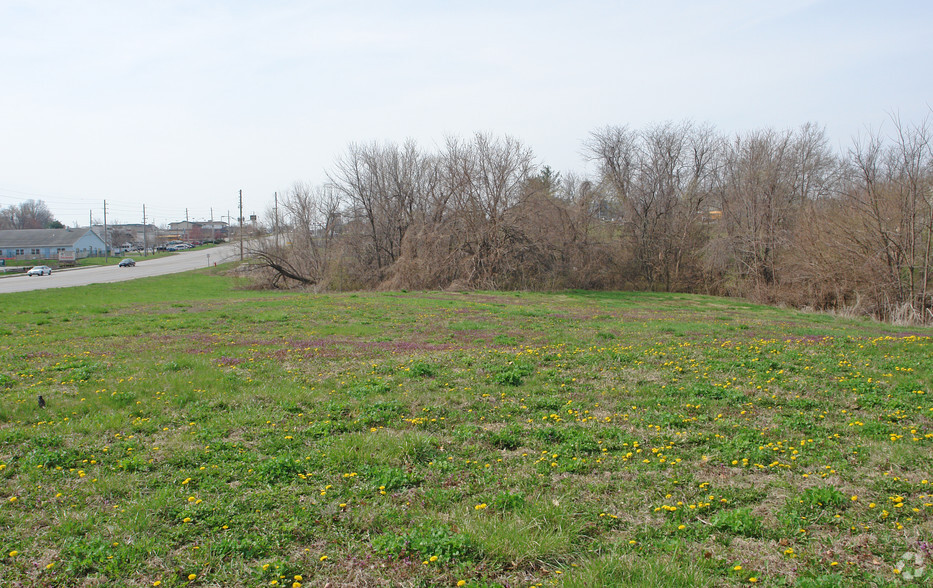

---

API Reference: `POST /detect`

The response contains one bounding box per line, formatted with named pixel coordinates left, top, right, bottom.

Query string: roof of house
left=0, top=228, right=103, bottom=248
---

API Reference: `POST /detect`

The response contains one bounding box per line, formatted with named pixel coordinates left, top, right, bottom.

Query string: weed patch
left=372, top=524, right=478, bottom=562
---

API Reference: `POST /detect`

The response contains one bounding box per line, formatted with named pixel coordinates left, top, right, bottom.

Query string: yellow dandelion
left=319, top=555, right=328, bottom=561
left=188, top=573, right=196, bottom=580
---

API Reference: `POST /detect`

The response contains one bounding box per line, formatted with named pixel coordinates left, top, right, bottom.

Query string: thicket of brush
left=251, top=117, right=933, bottom=324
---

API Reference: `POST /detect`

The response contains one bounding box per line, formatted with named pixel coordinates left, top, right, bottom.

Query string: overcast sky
left=1, top=0, right=930, bottom=227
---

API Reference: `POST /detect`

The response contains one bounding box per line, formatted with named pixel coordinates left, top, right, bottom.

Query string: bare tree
left=249, top=182, right=344, bottom=288
left=327, top=140, right=435, bottom=277
left=711, top=124, right=834, bottom=292
left=0, top=199, right=59, bottom=229
left=452, top=133, right=537, bottom=287
left=380, top=133, right=539, bottom=290
left=838, top=117, right=933, bottom=321
left=586, top=122, right=720, bottom=290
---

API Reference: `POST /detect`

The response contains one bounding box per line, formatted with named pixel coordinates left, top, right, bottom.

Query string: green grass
left=1, top=269, right=931, bottom=586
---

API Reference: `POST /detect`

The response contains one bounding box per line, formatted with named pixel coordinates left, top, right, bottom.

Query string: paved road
left=0, top=244, right=242, bottom=294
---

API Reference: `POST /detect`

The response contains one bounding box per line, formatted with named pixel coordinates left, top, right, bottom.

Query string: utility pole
left=210, top=207, right=215, bottom=242
left=103, top=200, right=109, bottom=261
left=143, top=205, right=148, bottom=257
left=274, top=191, right=279, bottom=247
left=184, top=208, right=189, bottom=241
left=239, top=189, right=244, bottom=261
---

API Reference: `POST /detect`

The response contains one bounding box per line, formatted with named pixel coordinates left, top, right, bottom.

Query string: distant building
left=0, top=228, right=106, bottom=260
left=92, top=223, right=159, bottom=248
left=167, top=220, right=228, bottom=240
left=168, top=221, right=199, bottom=233
left=199, top=221, right=228, bottom=234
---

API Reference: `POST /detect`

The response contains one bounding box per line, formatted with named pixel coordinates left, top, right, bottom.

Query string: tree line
left=251, top=118, right=933, bottom=324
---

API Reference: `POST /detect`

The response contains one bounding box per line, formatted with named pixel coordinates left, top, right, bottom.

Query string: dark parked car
left=118, top=258, right=136, bottom=267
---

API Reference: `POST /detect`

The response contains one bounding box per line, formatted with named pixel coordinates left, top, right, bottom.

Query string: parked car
left=27, top=265, right=52, bottom=276
left=118, top=258, right=136, bottom=267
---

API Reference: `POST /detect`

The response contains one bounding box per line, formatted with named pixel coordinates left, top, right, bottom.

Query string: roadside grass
left=1, top=272, right=931, bottom=586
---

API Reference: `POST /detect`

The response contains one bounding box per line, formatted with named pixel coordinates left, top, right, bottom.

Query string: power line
left=0, top=186, right=225, bottom=220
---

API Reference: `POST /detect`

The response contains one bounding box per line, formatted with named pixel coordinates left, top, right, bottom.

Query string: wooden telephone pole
left=103, top=200, right=108, bottom=261
left=239, top=189, right=244, bottom=261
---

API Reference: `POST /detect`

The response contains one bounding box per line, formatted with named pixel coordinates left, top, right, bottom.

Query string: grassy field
left=1, top=269, right=931, bottom=587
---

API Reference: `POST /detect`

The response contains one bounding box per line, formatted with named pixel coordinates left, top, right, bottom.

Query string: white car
left=27, top=265, right=52, bottom=276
